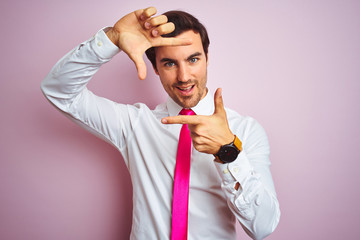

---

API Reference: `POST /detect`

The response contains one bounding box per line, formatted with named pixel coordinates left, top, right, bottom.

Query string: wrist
left=214, top=135, right=242, bottom=164
left=105, top=28, right=120, bottom=48
left=214, top=134, right=235, bottom=163
left=214, top=155, right=224, bottom=163
left=226, top=133, right=235, bottom=146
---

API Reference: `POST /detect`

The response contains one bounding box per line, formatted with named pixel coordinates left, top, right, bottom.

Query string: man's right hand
left=106, top=7, right=191, bottom=80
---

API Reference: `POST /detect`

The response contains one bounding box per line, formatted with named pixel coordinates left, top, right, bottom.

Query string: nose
left=177, top=63, right=191, bottom=82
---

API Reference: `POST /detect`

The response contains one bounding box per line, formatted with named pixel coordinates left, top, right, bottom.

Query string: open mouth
left=176, top=85, right=194, bottom=94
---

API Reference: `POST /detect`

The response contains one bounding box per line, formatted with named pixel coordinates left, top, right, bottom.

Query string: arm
left=214, top=118, right=280, bottom=240
left=41, top=7, right=190, bottom=148
left=161, top=88, right=280, bottom=239
left=41, top=28, right=125, bottom=148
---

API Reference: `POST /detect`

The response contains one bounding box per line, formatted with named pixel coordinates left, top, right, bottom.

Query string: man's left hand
left=161, top=88, right=234, bottom=154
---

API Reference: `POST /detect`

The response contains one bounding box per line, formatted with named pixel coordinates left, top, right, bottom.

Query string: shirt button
left=223, top=169, right=229, bottom=174
left=255, top=196, right=262, bottom=206
left=97, top=41, right=103, bottom=47
left=232, top=167, right=239, bottom=173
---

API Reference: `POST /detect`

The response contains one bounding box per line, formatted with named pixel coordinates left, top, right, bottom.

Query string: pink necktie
left=171, top=108, right=195, bottom=240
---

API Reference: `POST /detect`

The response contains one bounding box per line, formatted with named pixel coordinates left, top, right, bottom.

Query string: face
left=154, top=30, right=208, bottom=109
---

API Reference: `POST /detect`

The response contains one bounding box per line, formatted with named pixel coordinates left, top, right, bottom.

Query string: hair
left=145, top=10, right=210, bottom=70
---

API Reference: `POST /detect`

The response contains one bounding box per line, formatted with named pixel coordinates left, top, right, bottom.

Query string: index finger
left=150, top=22, right=192, bottom=46
left=154, top=35, right=193, bottom=47
left=161, top=115, right=201, bottom=125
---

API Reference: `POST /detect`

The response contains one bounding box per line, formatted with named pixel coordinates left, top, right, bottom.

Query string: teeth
left=179, top=86, right=192, bottom=90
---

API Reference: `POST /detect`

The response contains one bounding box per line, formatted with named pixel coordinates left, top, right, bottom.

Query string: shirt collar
left=166, top=89, right=214, bottom=116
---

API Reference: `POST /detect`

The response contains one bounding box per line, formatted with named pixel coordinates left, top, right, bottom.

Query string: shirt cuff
left=91, top=27, right=121, bottom=60
left=214, top=151, right=254, bottom=186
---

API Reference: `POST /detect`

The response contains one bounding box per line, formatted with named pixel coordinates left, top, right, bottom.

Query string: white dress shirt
left=41, top=28, right=280, bottom=240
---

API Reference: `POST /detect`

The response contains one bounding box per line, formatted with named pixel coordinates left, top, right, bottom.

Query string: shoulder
left=225, top=107, right=262, bottom=128
left=152, top=102, right=170, bottom=119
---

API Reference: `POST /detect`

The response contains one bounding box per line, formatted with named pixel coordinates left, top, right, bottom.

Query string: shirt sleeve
left=41, top=28, right=133, bottom=161
left=214, top=118, right=280, bottom=240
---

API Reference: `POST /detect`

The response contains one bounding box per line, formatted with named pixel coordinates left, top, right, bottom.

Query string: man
left=41, top=7, right=280, bottom=240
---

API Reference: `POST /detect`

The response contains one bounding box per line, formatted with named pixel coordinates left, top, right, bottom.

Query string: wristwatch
left=214, top=135, right=242, bottom=163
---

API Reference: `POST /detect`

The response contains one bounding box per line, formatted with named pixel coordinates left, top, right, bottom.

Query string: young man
left=41, top=7, right=280, bottom=240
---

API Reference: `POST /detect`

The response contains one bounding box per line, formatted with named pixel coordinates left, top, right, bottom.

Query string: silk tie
left=171, top=108, right=195, bottom=240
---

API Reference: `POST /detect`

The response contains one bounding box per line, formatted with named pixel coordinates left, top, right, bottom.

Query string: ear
left=206, top=53, right=209, bottom=66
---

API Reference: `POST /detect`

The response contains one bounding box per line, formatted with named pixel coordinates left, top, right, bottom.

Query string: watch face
left=218, top=146, right=239, bottom=163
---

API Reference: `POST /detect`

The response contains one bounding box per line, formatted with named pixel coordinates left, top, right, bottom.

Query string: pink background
left=1, top=0, right=359, bottom=239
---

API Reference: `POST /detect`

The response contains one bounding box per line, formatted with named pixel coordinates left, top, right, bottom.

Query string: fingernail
left=144, top=22, right=151, bottom=29
left=152, top=30, right=158, bottom=37
left=161, top=118, right=167, bottom=124
left=140, top=14, right=146, bottom=21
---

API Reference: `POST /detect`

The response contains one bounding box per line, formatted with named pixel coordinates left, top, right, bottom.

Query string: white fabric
left=41, top=28, right=280, bottom=240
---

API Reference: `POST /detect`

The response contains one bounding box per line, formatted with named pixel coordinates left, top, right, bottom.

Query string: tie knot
left=179, top=108, right=195, bottom=116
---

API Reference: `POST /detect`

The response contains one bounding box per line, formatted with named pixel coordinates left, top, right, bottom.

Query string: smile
left=176, top=85, right=195, bottom=95
left=178, top=85, right=193, bottom=90
left=176, top=85, right=195, bottom=96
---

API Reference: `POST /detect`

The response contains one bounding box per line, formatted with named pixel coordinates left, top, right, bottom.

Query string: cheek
left=160, top=70, right=178, bottom=83
left=159, top=74, right=174, bottom=90
left=196, top=62, right=207, bottom=74
left=196, top=65, right=207, bottom=82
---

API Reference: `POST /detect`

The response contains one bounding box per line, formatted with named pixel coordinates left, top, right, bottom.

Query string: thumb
left=214, top=88, right=226, bottom=115
left=129, top=53, right=147, bottom=80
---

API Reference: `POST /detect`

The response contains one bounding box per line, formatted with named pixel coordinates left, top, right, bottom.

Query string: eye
left=189, top=57, right=199, bottom=63
left=164, top=61, right=175, bottom=67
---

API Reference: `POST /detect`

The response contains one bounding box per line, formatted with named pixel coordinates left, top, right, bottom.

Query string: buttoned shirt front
left=41, top=28, right=280, bottom=240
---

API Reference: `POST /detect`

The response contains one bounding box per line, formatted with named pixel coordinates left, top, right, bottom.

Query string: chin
left=171, top=91, right=203, bottom=109
left=179, top=98, right=200, bottom=109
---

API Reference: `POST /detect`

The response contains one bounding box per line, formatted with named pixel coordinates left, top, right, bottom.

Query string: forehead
left=155, top=30, right=204, bottom=60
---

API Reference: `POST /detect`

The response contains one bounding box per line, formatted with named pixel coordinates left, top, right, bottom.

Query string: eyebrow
left=159, top=52, right=203, bottom=63
left=160, top=57, right=176, bottom=63
left=187, top=52, right=202, bottom=61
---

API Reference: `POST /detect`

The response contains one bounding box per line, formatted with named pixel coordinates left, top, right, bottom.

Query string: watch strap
left=233, top=135, right=242, bottom=151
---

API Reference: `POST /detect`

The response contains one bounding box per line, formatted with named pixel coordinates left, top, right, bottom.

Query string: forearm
left=216, top=156, right=280, bottom=240
left=41, top=28, right=129, bottom=148
left=214, top=118, right=280, bottom=239
left=41, top=27, right=120, bottom=112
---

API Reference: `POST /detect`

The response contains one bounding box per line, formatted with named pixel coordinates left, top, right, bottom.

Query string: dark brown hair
left=145, top=10, right=210, bottom=70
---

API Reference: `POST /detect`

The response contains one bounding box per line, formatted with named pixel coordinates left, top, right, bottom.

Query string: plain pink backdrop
left=1, top=0, right=359, bottom=239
